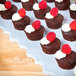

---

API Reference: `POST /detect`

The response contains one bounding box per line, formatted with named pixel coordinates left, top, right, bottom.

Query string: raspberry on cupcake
left=12, top=8, right=30, bottom=30
left=61, top=21, right=76, bottom=41
left=45, top=7, right=64, bottom=29
left=21, top=0, right=38, bottom=11
left=69, top=3, right=76, bottom=19
left=33, top=0, right=51, bottom=19
left=55, top=0, right=70, bottom=10
left=13, top=0, right=21, bottom=2
left=40, top=32, right=61, bottom=54
left=0, top=0, right=6, bottom=4
left=24, top=20, right=45, bottom=41
left=46, top=0, right=54, bottom=3
left=0, top=1, right=17, bottom=19
left=55, top=44, right=76, bottom=69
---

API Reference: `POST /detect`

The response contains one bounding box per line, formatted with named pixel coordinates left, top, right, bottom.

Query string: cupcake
left=40, top=32, right=61, bottom=54
left=24, top=20, right=45, bottom=41
left=33, top=0, right=51, bottom=19
left=74, top=66, right=76, bottom=76
left=21, top=0, right=38, bottom=11
left=45, top=7, right=64, bottom=29
left=13, top=0, right=21, bottom=2
left=0, top=1, right=17, bottom=19
left=12, top=8, right=30, bottom=30
left=55, top=44, right=76, bottom=69
left=61, top=21, right=76, bottom=41
left=55, top=0, right=70, bottom=10
left=69, top=3, right=76, bottom=19
left=0, top=0, right=6, bottom=4
left=46, top=0, right=54, bottom=2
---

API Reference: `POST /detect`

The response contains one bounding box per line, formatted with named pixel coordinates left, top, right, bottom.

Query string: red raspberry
left=18, top=8, right=26, bottom=17
left=4, top=1, right=11, bottom=9
left=62, top=44, right=71, bottom=54
left=50, top=7, right=58, bottom=17
left=46, top=32, right=56, bottom=42
left=32, top=20, right=41, bottom=30
left=39, top=0, right=47, bottom=9
left=70, top=21, right=76, bottom=30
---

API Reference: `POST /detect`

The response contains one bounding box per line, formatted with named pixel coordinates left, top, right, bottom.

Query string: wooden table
left=0, top=29, right=48, bottom=76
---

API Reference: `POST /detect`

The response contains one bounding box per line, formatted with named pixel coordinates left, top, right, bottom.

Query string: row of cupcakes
left=16, top=0, right=76, bottom=19
left=40, top=32, right=76, bottom=70
left=0, top=0, right=76, bottom=20
left=11, top=0, right=70, bottom=11
left=11, top=7, right=76, bottom=41
left=32, top=1, right=76, bottom=20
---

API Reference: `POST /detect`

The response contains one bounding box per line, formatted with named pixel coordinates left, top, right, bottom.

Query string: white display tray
left=0, top=0, right=76, bottom=76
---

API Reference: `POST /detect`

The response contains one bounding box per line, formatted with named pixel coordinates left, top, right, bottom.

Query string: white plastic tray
left=0, top=0, right=76, bottom=76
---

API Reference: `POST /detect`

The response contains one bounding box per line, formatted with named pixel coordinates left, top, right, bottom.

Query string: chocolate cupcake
left=12, top=8, right=30, bottom=30
left=21, top=0, right=38, bottom=11
left=0, top=0, right=6, bottom=4
left=13, top=0, right=21, bottom=2
left=0, top=1, right=17, bottom=20
left=24, top=20, right=45, bottom=41
left=61, top=21, right=76, bottom=41
left=46, top=0, right=54, bottom=2
left=33, top=0, right=51, bottom=19
left=45, top=7, right=64, bottom=29
left=55, top=44, right=76, bottom=69
left=40, top=32, right=61, bottom=54
left=69, top=3, right=76, bottom=19
left=55, top=0, right=70, bottom=10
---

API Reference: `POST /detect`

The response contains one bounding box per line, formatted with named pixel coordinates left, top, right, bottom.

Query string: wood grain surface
left=0, top=29, right=48, bottom=76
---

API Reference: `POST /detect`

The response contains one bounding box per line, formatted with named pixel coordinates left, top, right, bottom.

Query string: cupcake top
left=33, top=0, right=47, bottom=10
left=12, top=8, right=26, bottom=21
left=40, top=32, right=56, bottom=45
left=0, top=1, right=11, bottom=12
left=55, top=44, right=72, bottom=59
left=45, top=7, right=58, bottom=19
left=55, top=0, right=63, bottom=3
left=62, top=21, right=76, bottom=32
left=21, top=0, right=33, bottom=2
left=70, top=3, right=76, bottom=11
left=25, top=20, right=41, bottom=33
